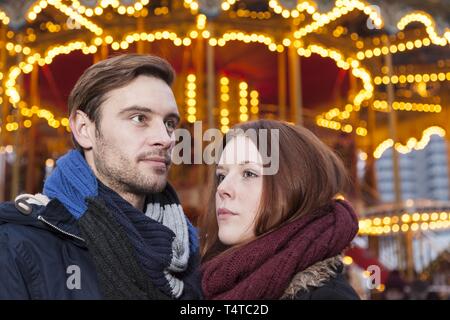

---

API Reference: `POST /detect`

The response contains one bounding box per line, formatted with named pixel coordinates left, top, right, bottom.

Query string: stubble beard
left=93, top=134, right=169, bottom=196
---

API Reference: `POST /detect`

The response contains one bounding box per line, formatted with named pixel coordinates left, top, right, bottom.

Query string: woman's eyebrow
left=217, top=161, right=262, bottom=168
left=238, top=161, right=262, bottom=166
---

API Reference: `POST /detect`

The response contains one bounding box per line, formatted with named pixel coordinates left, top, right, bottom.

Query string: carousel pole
left=288, top=19, right=303, bottom=125
left=278, top=50, right=287, bottom=121
left=354, top=70, right=380, bottom=259
left=350, top=73, right=362, bottom=201
left=288, top=44, right=303, bottom=125
left=195, top=37, right=205, bottom=124
left=93, top=50, right=100, bottom=64
left=10, top=36, right=24, bottom=199
left=94, top=31, right=109, bottom=62
left=367, top=100, right=380, bottom=258
left=25, top=64, right=39, bottom=193
left=10, top=91, right=23, bottom=196
left=93, top=40, right=101, bottom=63
left=384, top=37, right=414, bottom=281
left=366, top=105, right=378, bottom=203
left=101, top=42, right=109, bottom=60
left=194, top=27, right=207, bottom=187
left=136, top=15, right=146, bottom=54
left=206, top=41, right=215, bottom=130
left=446, top=105, right=450, bottom=200
left=205, top=39, right=216, bottom=187
left=0, top=23, right=7, bottom=201
left=0, top=23, right=6, bottom=140
left=10, top=120, right=21, bottom=199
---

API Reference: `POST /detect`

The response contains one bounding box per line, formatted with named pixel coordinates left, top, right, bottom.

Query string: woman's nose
left=217, top=175, right=234, bottom=200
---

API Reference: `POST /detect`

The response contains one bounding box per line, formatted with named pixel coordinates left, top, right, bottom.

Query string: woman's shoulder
left=295, top=273, right=360, bottom=300
left=282, top=256, right=360, bottom=300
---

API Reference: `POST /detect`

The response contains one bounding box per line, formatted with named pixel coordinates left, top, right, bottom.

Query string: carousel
left=0, top=0, right=449, bottom=295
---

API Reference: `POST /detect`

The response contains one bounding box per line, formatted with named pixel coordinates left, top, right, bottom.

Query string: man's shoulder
left=0, top=201, right=57, bottom=246
left=0, top=216, right=50, bottom=250
left=0, top=200, right=19, bottom=214
left=0, top=201, right=102, bottom=300
left=0, top=201, right=30, bottom=238
left=0, top=201, right=85, bottom=272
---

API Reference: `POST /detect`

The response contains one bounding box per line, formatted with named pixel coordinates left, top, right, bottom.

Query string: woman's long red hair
left=199, top=120, right=350, bottom=262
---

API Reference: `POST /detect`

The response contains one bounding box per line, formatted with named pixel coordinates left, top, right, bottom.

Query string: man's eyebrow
left=166, top=112, right=180, bottom=124
left=118, top=106, right=154, bottom=115
left=118, top=106, right=180, bottom=123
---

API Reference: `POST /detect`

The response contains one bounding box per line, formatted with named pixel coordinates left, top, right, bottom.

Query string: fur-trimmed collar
left=282, top=255, right=343, bottom=299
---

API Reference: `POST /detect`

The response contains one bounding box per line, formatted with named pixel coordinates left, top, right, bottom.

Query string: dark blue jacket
left=0, top=199, right=102, bottom=299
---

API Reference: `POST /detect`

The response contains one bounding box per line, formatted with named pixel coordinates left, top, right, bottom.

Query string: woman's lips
left=217, top=208, right=238, bottom=219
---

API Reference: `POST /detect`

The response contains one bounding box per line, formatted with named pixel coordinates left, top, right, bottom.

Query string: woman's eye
left=216, top=173, right=225, bottom=183
left=131, top=115, right=146, bottom=124
left=243, top=170, right=258, bottom=178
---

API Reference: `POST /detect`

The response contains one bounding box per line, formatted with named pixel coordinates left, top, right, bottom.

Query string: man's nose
left=147, top=119, right=174, bottom=149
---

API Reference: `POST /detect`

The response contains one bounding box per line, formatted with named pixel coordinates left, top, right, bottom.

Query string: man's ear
left=69, top=110, right=96, bottom=150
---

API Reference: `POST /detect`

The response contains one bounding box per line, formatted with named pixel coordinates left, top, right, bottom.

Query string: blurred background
left=0, top=0, right=449, bottom=299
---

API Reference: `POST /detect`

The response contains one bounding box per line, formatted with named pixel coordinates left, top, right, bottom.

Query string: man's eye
left=165, top=120, right=176, bottom=130
left=131, top=115, right=146, bottom=123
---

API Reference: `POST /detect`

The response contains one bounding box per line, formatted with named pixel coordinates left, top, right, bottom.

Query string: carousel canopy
left=0, top=0, right=448, bottom=174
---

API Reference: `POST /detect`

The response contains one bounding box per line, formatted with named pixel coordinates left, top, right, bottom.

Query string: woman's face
left=215, top=135, right=263, bottom=246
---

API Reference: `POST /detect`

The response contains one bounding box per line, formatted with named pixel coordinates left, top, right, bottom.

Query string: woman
left=200, top=120, right=360, bottom=300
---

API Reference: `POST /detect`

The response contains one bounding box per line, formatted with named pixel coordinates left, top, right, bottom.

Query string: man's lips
left=139, top=156, right=170, bottom=166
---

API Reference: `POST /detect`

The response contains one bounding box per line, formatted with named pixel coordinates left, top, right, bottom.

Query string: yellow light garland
left=374, top=72, right=450, bottom=85
left=268, top=0, right=316, bottom=19
left=294, top=0, right=383, bottom=39
left=185, top=73, right=197, bottom=123
left=71, top=0, right=151, bottom=16
left=220, top=76, right=230, bottom=133
left=359, top=210, right=450, bottom=235
left=373, top=126, right=446, bottom=159
left=2, top=102, right=70, bottom=132
left=301, top=44, right=372, bottom=136
left=208, top=31, right=280, bottom=51
left=2, top=1, right=446, bottom=140
left=238, top=81, right=249, bottom=122
left=27, top=0, right=103, bottom=36
left=0, top=9, right=10, bottom=25
left=397, top=11, right=449, bottom=46
left=372, top=100, right=442, bottom=113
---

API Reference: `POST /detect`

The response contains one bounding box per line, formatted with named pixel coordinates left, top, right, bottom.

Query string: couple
left=0, top=54, right=359, bottom=300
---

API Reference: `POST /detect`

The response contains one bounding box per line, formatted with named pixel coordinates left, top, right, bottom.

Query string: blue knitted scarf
left=44, top=150, right=201, bottom=299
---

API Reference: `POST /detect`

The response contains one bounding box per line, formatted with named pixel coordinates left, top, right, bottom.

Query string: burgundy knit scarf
left=201, top=199, right=359, bottom=300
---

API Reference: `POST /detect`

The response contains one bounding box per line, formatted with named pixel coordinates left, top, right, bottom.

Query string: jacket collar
left=281, top=255, right=343, bottom=299
left=36, top=199, right=86, bottom=246
left=0, top=198, right=85, bottom=247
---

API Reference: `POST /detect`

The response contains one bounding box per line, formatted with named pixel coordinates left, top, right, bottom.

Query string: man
left=0, top=54, right=202, bottom=299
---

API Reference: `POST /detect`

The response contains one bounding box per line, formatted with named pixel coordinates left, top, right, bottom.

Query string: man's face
left=91, top=75, right=179, bottom=195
